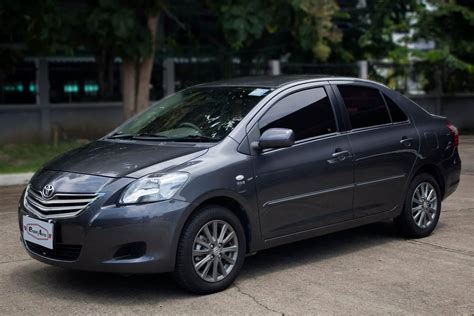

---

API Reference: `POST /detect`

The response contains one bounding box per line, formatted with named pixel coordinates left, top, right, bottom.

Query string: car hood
left=42, top=140, right=208, bottom=178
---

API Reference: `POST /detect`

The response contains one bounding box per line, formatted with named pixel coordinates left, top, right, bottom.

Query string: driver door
left=249, top=86, right=354, bottom=240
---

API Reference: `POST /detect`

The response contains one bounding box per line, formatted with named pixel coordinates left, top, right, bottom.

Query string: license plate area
left=22, top=215, right=54, bottom=249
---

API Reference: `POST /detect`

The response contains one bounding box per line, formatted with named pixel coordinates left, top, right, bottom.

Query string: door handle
left=400, top=136, right=414, bottom=147
left=328, top=150, right=352, bottom=163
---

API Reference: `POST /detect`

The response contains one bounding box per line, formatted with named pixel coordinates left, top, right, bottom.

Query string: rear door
left=332, top=82, right=419, bottom=218
left=249, top=85, right=354, bottom=239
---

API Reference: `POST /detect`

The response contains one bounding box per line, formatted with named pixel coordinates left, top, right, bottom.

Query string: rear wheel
left=174, top=206, right=246, bottom=294
left=395, top=173, right=441, bottom=238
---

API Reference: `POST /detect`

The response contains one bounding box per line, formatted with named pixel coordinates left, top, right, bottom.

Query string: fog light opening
left=113, top=242, right=146, bottom=260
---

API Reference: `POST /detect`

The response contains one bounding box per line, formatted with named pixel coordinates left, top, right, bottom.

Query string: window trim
left=256, top=85, right=340, bottom=142
left=380, top=92, right=410, bottom=124
left=260, top=131, right=343, bottom=155
left=333, top=83, right=411, bottom=133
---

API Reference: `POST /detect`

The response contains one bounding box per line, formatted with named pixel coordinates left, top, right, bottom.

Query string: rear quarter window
left=383, top=93, right=408, bottom=122
left=337, top=85, right=391, bottom=129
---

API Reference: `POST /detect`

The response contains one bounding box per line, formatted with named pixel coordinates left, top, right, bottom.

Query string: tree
left=332, top=0, right=421, bottom=62
left=413, top=0, right=474, bottom=92
left=1, top=0, right=165, bottom=118
left=208, top=0, right=342, bottom=62
left=84, top=0, right=165, bottom=118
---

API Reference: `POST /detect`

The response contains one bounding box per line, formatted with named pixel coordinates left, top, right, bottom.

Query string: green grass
left=0, top=141, right=85, bottom=174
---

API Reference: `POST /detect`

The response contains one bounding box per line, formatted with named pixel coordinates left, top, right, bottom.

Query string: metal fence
left=0, top=57, right=473, bottom=143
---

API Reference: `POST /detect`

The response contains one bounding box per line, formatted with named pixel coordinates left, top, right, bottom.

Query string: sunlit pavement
left=1, top=137, right=473, bottom=315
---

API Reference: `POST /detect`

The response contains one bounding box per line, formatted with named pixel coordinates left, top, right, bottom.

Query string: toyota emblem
left=42, top=184, right=55, bottom=199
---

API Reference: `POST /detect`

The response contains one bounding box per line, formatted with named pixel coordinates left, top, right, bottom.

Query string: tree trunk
left=107, top=53, right=115, bottom=99
left=122, top=59, right=138, bottom=119
left=97, top=49, right=106, bottom=101
left=135, top=14, right=159, bottom=113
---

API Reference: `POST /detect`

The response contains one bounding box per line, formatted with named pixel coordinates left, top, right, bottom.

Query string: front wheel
left=395, top=173, right=442, bottom=238
left=174, top=206, right=246, bottom=294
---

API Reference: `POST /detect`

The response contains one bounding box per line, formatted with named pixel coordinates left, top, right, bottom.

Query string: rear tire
left=174, top=205, right=246, bottom=294
left=395, top=173, right=442, bottom=238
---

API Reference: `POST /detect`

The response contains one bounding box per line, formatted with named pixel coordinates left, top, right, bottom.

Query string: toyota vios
left=19, top=76, right=461, bottom=293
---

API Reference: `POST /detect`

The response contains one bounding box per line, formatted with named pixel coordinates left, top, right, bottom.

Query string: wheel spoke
left=203, top=226, right=214, bottom=243
left=212, top=257, right=219, bottom=281
left=218, top=258, right=227, bottom=277
left=200, top=259, right=213, bottom=278
left=193, top=248, right=211, bottom=256
left=221, top=253, right=235, bottom=264
left=212, top=221, right=218, bottom=241
left=424, top=212, right=430, bottom=225
left=222, top=231, right=235, bottom=245
left=423, top=183, right=429, bottom=197
left=428, top=196, right=437, bottom=203
left=218, top=223, right=228, bottom=243
left=195, top=254, right=212, bottom=270
left=413, top=210, right=421, bottom=220
left=195, top=238, right=210, bottom=249
left=415, top=189, right=422, bottom=200
left=427, top=189, right=435, bottom=201
left=417, top=211, right=424, bottom=227
left=412, top=205, right=423, bottom=213
left=222, top=245, right=238, bottom=253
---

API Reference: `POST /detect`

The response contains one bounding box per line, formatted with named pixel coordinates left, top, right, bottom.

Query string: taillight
left=447, top=122, right=459, bottom=147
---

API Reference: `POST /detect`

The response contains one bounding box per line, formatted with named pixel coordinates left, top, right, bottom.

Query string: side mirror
left=254, top=128, right=295, bottom=150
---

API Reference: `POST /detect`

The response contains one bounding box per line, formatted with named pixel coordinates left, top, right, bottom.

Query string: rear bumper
left=19, top=197, right=191, bottom=274
left=442, top=149, right=461, bottom=199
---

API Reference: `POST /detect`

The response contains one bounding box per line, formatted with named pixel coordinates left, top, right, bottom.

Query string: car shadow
left=13, top=221, right=404, bottom=303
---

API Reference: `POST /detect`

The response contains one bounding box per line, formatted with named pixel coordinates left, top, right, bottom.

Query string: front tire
left=174, top=205, right=246, bottom=294
left=395, top=173, right=442, bottom=238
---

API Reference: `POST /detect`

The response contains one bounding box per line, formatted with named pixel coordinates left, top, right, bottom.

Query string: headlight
left=120, top=172, right=189, bottom=204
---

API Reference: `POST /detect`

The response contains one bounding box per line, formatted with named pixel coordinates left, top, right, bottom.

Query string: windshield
left=113, top=86, right=271, bottom=142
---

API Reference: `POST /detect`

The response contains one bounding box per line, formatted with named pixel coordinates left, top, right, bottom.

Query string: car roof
left=197, top=75, right=376, bottom=89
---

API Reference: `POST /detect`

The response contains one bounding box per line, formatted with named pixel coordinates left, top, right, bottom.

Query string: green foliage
left=0, top=0, right=165, bottom=59
left=291, top=0, right=342, bottom=60
left=414, top=0, right=474, bottom=72
left=334, top=0, right=421, bottom=62
left=210, top=0, right=341, bottom=61
left=84, top=0, right=165, bottom=59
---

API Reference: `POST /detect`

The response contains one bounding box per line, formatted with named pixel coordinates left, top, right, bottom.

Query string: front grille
left=24, top=186, right=98, bottom=219
left=26, top=241, right=82, bottom=261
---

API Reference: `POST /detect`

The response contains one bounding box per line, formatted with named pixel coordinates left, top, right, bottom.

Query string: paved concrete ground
left=1, top=138, right=473, bottom=315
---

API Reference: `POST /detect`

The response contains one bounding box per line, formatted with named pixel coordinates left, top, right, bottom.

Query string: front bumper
left=19, top=194, right=191, bottom=274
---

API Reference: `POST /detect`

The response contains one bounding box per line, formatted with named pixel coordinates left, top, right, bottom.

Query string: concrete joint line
left=234, top=283, right=284, bottom=315
left=407, top=240, right=474, bottom=257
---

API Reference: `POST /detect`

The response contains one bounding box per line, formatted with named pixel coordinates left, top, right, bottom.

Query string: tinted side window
left=259, top=88, right=337, bottom=141
left=383, top=93, right=408, bottom=122
left=338, top=85, right=391, bottom=129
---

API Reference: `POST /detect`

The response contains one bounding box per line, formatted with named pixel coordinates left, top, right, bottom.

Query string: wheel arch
left=176, top=190, right=260, bottom=256
left=411, top=163, right=446, bottom=199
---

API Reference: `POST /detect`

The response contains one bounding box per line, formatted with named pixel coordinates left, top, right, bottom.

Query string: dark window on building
left=338, top=85, right=391, bottom=129
left=0, top=62, right=36, bottom=105
left=49, top=61, right=122, bottom=103
left=383, top=93, right=408, bottom=122
left=259, top=87, right=337, bottom=141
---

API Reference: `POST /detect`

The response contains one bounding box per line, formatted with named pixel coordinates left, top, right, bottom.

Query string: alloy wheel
left=411, top=182, right=438, bottom=229
left=192, top=220, right=239, bottom=282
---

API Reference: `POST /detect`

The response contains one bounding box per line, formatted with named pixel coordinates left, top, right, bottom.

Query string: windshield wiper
left=108, top=132, right=135, bottom=139
left=172, top=135, right=219, bottom=142
left=132, top=133, right=172, bottom=140
left=108, top=132, right=170, bottom=140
